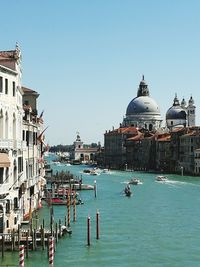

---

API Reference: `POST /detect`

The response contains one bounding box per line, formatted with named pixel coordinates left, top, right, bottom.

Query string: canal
left=1, top=158, right=200, bottom=267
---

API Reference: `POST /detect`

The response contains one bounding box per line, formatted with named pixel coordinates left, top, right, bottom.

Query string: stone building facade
left=0, top=45, right=46, bottom=233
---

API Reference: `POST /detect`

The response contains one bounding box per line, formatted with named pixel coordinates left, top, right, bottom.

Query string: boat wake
left=161, top=179, right=200, bottom=187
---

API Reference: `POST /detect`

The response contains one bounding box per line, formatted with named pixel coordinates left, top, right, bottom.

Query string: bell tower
left=187, top=96, right=196, bottom=126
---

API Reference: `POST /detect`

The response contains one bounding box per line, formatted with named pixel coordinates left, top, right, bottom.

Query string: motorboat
left=128, top=178, right=142, bottom=185
left=50, top=197, right=83, bottom=205
left=156, top=175, right=168, bottom=182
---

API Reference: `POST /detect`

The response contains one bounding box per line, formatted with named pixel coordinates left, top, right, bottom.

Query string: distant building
left=104, top=75, right=199, bottom=175
left=71, top=133, right=99, bottom=163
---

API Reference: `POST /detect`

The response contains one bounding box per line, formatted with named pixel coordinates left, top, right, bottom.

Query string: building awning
left=0, top=153, right=10, bottom=168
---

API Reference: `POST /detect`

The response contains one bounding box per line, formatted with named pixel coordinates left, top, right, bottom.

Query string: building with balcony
left=0, top=45, right=46, bottom=233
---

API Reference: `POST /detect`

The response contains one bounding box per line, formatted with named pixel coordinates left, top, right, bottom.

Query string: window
left=22, top=130, right=25, bottom=141
left=14, top=197, right=18, bottom=209
left=26, top=131, right=29, bottom=146
left=0, top=168, right=3, bottom=184
left=12, top=81, right=15, bottom=96
left=0, top=77, right=2, bottom=92
left=6, top=200, right=10, bottom=214
left=5, top=78, right=8, bottom=94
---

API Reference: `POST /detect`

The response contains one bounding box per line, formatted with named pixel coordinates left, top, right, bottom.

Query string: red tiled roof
left=0, top=50, right=18, bottom=59
left=171, top=127, right=185, bottom=133
left=105, top=127, right=138, bottom=135
left=22, top=86, right=39, bottom=95
left=157, top=136, right=171, bottom=142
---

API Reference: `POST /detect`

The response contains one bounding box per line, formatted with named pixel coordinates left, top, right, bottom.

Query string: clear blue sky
left=1, top=0, right=200, bottom=145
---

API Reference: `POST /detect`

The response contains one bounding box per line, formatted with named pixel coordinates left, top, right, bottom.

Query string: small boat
left=156, top=175, right=168, bottom=182
left=63, top=183, right=94, bottom=190
left=50, top=197, right=83, bottom=205
left=83, top=169, right=91, bottom=174
left=124, top=185, right=132, bottom=197
left=129, top=178, right=142, bottom=185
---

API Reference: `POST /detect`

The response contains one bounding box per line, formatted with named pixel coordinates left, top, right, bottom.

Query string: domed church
left=166, top=94, right=196, bottom=129
left=122, top=76, right=162, bottom=131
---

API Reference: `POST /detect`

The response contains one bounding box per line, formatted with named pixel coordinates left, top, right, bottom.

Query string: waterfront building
left=0, top=45, right=46, bottom=233
left=194, top=148, right=200, bottom=175
left=155, top=133, right=171, bottom=171
left=104, top=75, right=199, bottom=175
left=22, top=86, right=46, bottom=220
left=179, top=127, right=200, bottom=175
left=104, top=127, right=138, bottom=169
left=122, top=76, right=162, bottom=131
left=71, top=133, right=99, bottom=164
left=0, top=45, right=24, bottom=232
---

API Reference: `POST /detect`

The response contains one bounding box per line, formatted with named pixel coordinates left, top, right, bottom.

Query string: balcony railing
left=0, top=139, right=27, bottom=151
left=0, top=139, right=14, bottom=149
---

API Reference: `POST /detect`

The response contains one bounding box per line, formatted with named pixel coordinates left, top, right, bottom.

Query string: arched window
left=149, top=124, right=153, bottom=131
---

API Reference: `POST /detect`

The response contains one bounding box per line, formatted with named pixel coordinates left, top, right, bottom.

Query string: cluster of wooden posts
left=0, top=182, right=100, bottom=266
left=0, top=213, right=71, bottom=258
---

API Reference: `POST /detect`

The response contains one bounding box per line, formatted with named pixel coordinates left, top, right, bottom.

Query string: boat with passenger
left=156, top=175, right=168, bottom=182
left=124, top=185, right=132, bottom=197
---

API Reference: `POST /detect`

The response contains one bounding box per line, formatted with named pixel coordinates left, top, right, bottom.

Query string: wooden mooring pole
left=26, top=230, right=29, bottom=258
left=87, top=215, right=91, bottom=246
left=67, top=193, right=70, bottom=227
left=1, top=235, right=5, bottom=258
left=73, top=192, right=76, bottom=222
left=96, top=210, right=100, bottom=240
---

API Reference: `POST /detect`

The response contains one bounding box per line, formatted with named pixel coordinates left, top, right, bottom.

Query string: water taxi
left=128, top=178, right=142, bottom=185
left=156, top=175, right=168, bottom=182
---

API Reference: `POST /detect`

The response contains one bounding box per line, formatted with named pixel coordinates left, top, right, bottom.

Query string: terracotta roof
left=105, top=127, right=138, bottom=135
left=171, top=127, right=185, bottom=133
left=0, top=50, right=19, bottom=60
left=22, top=86, right=39, bottom=95
left=157, top=136, right=171, bottom=142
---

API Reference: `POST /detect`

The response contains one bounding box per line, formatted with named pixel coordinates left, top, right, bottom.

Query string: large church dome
left=123, top=76, right=162, bottom=131
left=126, top=96, right=160, bottom=115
